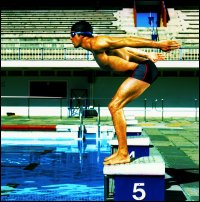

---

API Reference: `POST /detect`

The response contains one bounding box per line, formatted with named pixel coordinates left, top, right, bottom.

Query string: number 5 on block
left=132, top=183, right=146, bottom=200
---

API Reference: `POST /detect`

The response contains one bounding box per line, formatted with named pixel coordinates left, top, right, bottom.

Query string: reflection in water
left=1, top=138, right=111, bottom=201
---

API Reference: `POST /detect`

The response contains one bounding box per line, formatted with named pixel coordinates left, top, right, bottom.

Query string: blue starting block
left=109, top=136, right=151, bottom=159
left=126, top=126, right=142, bottom=136
left=104, top=155, right=165, bottom=201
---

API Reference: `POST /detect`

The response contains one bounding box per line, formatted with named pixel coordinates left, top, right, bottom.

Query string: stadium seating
left=1, top=8, right=199, bottom=61
left=1, top=9, right=126, bottom=49
left=167, top=8, right=199, bottom=47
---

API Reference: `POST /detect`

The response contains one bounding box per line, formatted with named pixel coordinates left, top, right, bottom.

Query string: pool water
left=1, top=137, right=111, bottom=201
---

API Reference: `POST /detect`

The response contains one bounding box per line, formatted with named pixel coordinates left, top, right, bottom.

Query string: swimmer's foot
left=103, top=154, right=130, bottom=165
left=104, top=151, right=118, bottom=162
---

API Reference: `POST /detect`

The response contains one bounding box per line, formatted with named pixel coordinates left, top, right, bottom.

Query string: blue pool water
left=1, top=137, right=111, bottom=201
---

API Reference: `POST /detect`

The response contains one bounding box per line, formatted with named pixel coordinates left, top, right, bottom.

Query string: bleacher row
left=167, top=8, right=199, bottom=47
left=1, top=9, right=127, bottom=49
left=1, top=8, right=199, bottom=59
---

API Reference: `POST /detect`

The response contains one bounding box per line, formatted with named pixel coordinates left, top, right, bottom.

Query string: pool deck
left=142, top=123, right=199, bottom=201
left=1, top=116, right=199, bottom=201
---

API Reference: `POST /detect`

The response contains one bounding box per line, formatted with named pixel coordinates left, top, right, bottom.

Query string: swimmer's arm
left=125, top=47, right=149, bottom=58
left=92, top=36, right=180, bottom=52
left=125, top=47, right=166, bottom=62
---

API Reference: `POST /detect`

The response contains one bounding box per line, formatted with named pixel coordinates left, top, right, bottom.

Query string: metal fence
left=1, top=96, right=199, bottom=122
left=1, top=47, right=199, bottom=61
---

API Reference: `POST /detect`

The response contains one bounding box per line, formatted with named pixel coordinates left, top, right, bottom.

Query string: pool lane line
left=1, top=125, right=56, bottom=131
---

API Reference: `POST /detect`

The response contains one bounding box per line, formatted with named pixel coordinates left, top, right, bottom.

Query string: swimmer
left=70, top=20, right=181, bottom=165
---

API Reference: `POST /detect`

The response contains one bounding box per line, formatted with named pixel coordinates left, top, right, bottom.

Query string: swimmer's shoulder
left=89, top=36, right=109, bottom=52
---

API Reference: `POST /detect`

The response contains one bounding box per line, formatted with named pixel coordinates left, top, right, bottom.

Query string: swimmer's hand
left=157, top=40, right=181, bottom=52
left=148, top=52, right=165, bottom=63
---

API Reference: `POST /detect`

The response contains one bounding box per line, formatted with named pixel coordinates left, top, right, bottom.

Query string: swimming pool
left=1, top=133, right=111, bottom=201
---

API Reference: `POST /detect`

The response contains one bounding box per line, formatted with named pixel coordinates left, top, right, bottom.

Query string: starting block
left=104, top=155, right=165, bottom=201
left=100, top=125, right=115, bottom=139
left=56, top=125, right=79, bottom=132
left=85, top=125, right=98, bottom=134
left=126, top=126, right=142, bottom=136
left=125, top=115, right=136, bottom=120
left=109, top=136, right=151, bottom=159
left=126, top=119, right=138, bottom=126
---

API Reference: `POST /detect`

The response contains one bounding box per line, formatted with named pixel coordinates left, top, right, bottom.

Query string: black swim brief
left=131, top=60, right=159, bottom=84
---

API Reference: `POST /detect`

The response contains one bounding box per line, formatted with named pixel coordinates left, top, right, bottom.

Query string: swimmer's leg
left=104, top=78, right=150, bottom=165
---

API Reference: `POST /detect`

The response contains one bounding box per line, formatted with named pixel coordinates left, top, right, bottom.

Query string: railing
left=1, top=96, right=67, bottom=120
left=1, top=47, right=199, bottom=61
left=1, top=96, right=199, bottom=122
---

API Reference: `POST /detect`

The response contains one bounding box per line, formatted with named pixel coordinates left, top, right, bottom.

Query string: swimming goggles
left=70, top=31, right=93, bottom=38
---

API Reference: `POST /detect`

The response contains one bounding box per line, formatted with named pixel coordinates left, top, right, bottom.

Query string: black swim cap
left=71, top=20, right=93, bottom=36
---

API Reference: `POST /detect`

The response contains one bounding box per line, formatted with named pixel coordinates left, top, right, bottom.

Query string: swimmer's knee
left=108, top=100, right=121, bottom=114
